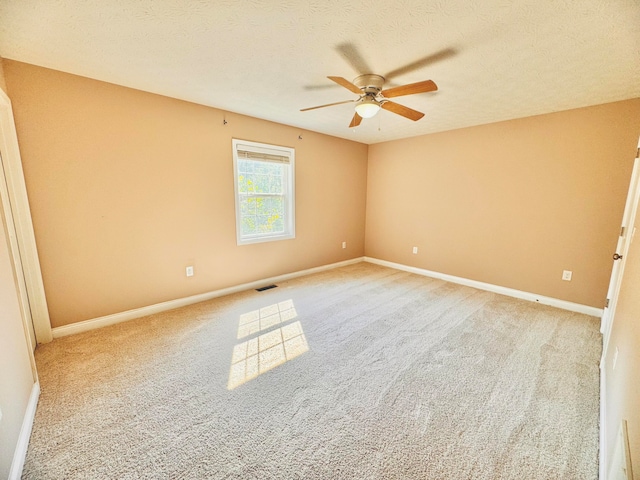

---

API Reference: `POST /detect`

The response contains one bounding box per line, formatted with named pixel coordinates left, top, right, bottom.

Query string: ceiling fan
left=300, top=74, right=438, bottom=127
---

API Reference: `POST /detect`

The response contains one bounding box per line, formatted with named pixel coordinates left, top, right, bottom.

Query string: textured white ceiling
left=1, top=0, right=639, bottom=144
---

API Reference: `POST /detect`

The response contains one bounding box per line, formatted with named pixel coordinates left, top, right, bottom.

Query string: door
left=601, top=140, right=640, bottom=351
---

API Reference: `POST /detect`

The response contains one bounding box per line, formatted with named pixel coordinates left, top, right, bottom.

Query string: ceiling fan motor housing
left=353, top=74, right=385, bottom=95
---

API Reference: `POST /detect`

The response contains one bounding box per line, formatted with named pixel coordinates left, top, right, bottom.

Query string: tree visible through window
left=233, top=139, right=295, bottom=245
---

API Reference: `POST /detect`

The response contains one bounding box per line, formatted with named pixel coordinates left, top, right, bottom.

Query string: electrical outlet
left=186, top=266, right=194, bottom=277
left=562, top=270, right=572, bottom=281
left=342, top=241, right=347, bottom=249
left=412, top=246, right=418, bottom=254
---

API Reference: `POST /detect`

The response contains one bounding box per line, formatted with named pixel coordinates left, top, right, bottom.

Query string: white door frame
left=0, top=150, right=36, bottom=348
left=0, top=88, right=52, bottom=344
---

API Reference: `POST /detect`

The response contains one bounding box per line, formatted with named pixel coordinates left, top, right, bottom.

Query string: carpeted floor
left=22, top=262, right=602, bottom=479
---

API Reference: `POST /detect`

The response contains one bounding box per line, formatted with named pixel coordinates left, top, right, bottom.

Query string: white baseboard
left=364, top=257, right=603, bottom=318
left=52, top=257, right=365, bottom=338
left=9, top=381, right=40, bottom=480
left=52, top=255, right=602, bottom=338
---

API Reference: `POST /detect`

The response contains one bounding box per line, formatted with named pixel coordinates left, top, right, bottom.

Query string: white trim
left=600, top=357, right=608, bottom=480
left=53, top=254, right=604, bottom=338
left=364, top=257, right=603, bottom=318
left=8, top=381, right=40, bottom=480
left=52, top=257, right=364, bottom=338
left=232, top=138, right=295, bottom=246
left=0, top=89, right=52, bottom=343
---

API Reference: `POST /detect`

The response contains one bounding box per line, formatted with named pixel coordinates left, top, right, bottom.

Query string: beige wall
left=3, top=60, right=369, bottom=328
left=604, top=210, right=640, bottom=474
left=366, top=99, right=640, bottom=307
left=0, top=57, right=37, bottom=478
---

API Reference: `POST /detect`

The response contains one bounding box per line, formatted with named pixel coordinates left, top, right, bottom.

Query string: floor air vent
left=256, top=284, right=277, bottom=292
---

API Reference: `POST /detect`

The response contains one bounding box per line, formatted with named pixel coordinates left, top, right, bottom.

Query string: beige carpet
left=22, top=262, right=601, bottom=479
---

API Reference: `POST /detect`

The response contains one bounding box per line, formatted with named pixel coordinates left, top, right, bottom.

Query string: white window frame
left=232, top=139, right=295, bottom=245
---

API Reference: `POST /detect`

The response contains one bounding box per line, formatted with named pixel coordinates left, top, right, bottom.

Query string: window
left=232, top=139, right=295, bottom=245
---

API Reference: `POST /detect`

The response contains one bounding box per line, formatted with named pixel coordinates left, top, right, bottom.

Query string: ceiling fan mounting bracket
left=353, top=74, right=385, bottom=94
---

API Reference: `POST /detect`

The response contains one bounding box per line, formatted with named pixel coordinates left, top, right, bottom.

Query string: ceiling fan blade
left=381, top=101, right=425, bottom=121
left=349, top=112, right=363, bottom=128
left=336, top=42, right=373, bottom=76
left=384, top=48, right=457, bottom=80
left=300, top=99, right=356, bottom=112
left=327, top=76, right=362, bottom=95
left=381, top=80, right=438, bottom=98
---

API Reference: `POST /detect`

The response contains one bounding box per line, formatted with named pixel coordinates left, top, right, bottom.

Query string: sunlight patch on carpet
left=237, top=299, right=298, bottom=339
left=228, top=300, right=308, bottom=390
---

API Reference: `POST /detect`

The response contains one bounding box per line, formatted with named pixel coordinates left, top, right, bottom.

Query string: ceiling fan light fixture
left=355, top=97, right=381, bottom=118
